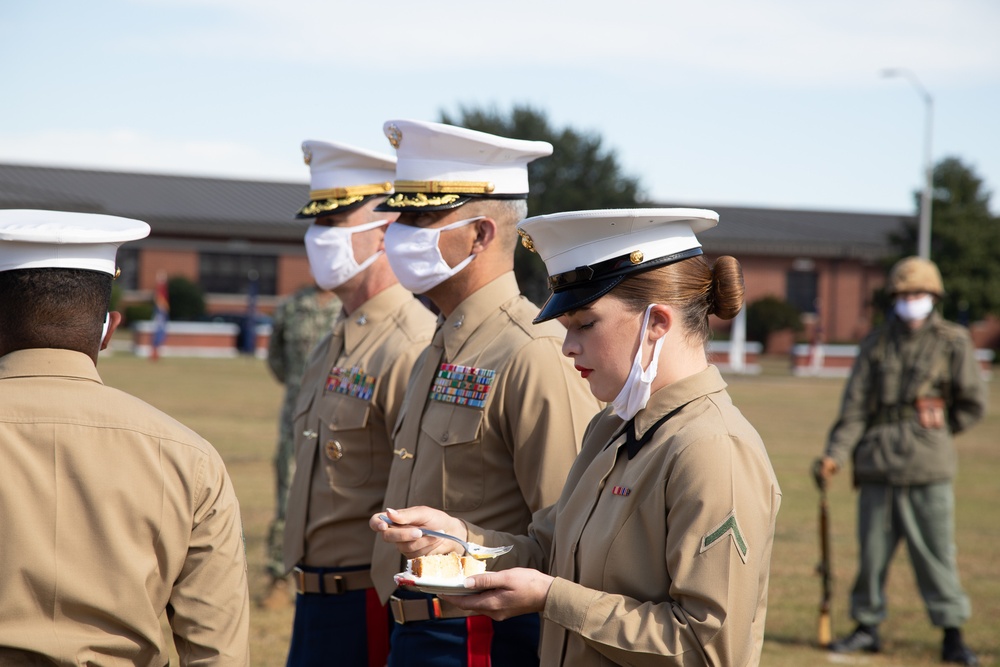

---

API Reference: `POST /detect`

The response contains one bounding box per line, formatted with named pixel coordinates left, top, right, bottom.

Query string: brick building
left=0, top=162, right=912, bottom=346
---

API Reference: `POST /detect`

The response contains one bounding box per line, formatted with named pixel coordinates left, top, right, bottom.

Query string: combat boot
left=829, top=624, right=880, bottom=654
left=942, top=628, right=978, bottom=666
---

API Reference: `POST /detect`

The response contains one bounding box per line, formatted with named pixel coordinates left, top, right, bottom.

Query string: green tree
left=439, top=104, right=646, bottom=304
left=745, top=296, right=803, bottom=351
left=167, top=276, right=206, bottom=321
left=888, top=157, right=1000, bottom=321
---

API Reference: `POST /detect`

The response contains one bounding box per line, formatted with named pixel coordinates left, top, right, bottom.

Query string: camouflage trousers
left=265, top=429, right=295, bottom=579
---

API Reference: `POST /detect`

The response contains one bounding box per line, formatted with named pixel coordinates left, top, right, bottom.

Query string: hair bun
left=710, top=256, right=745, bottom=320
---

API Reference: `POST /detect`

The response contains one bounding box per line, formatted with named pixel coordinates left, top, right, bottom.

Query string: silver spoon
left=378, top=514, right=513, bottom=560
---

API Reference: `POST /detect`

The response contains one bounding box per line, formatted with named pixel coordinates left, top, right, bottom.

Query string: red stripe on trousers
left=366, top=588, right=389, bottom=667
left=466, top=615, right=493, bottom=667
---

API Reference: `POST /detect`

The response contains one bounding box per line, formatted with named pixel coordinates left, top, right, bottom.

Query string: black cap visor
left=535, top=275, right=627, bottom=323
left=374, top=193, right=473, bottom=213
left=533, top=246, right=704, bottom=323
left=296, top=194, right=375, bottom=219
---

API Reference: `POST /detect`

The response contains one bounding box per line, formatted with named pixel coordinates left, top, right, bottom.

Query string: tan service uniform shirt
left=372, top=272, right=603, bottom=601
left=283, top=284, right=435, bottom=570
left=0, top=349, right=250, bottom=666
left=468, top=366, right=782, bottom=666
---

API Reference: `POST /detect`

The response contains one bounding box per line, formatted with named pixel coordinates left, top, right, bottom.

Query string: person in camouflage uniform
left=261, top=283, right=341, bottom=609
left=817, top=256, right=987, bottom=666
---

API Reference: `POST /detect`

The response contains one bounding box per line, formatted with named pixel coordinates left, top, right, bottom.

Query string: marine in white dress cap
left=376, top=119, right=553, bottom=212
left=516, top=208, right=719, bottom=322
left=296, top=140, right=397, bottom=218
left=0, top=209, right=150, bottom=276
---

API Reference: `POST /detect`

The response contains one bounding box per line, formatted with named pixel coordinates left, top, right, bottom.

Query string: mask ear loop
left=638, top=304, right=664, bottom=377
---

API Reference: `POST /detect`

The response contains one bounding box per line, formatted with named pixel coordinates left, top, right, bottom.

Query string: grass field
left=96, top=352, right=1000, bottom=666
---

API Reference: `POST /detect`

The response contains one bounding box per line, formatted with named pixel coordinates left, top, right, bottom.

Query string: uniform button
left=325, top=440, right=344, bottom=461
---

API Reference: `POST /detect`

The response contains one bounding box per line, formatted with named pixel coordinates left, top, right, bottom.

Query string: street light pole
left=882, top=68, right=934, bottom=260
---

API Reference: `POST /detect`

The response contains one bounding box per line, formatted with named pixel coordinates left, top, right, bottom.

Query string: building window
left=787, top=268, right=818, bottom=314
left=115, top=247, right=139, bottom=290
left=199, top=253, right=277, bottom=295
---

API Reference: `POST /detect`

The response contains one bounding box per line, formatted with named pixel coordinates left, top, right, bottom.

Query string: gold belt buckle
left=328, top=574, right=347, bottom=595
left=389, top=595, right=406, bottom=624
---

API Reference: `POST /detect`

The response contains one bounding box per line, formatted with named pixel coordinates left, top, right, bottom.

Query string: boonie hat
left=887, top=256, right=944, bottom=297
left=0, top=209, right=150, bottom=276
left=517, top=208, right=719, bottom=323
left=296, top=140, right=396, bottom=218
left=376, top=119, right=553, bottom=212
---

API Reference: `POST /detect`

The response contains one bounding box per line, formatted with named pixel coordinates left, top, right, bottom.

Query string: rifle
left=813, top=459, right=832, bottom=647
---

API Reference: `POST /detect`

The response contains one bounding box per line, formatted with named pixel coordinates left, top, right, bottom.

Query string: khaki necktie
left=370, top=325, right=445, bottom=601
left=282, top=318, right=346, bottom=571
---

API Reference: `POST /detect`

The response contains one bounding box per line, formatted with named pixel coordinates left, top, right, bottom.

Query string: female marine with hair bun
left=373, top=210, right=781, bottom=666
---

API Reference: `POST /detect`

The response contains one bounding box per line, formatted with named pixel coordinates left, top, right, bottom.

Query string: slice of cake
left=409, top=553, right=487, bottom=582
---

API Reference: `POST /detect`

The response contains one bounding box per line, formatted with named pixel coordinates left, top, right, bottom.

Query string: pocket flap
left=323, top=394, right=371, bottom=431
left=420, top=400, right=483, bottom=446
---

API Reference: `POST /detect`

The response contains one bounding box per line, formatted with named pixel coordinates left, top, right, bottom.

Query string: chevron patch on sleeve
left=699, top=509, right=749, bottom=564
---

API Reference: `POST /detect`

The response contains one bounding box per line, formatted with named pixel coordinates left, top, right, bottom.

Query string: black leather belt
left=293, top=567, right=372, bottom=595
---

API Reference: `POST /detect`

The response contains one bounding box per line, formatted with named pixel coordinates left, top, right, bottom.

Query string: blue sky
left=2, top=0, right=999, bottom=215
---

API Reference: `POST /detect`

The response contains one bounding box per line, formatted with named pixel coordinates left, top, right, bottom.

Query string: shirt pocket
left=420, top=400, right=485, bottom=512
left=318, top=393, right=374, bottom=488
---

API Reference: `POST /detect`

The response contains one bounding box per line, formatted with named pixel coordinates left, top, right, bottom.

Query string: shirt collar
left=0, top=348, right=104, bottom=384
left=626, top=365, right=728, bottom=444
left=343, top=284, right=416, bottom=353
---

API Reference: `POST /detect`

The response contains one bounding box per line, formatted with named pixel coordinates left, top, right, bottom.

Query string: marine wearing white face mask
left=382, top=216, right=484, bottom=294
left=283, top=139, right=437, bottom=666
left=304, top=218, right=390, bottom=290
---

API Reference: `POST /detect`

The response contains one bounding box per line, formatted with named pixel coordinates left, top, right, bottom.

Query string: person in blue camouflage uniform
left=261, top=283, right=341, bottom=609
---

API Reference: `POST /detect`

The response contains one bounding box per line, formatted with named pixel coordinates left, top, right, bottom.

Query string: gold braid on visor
left=298, top=181, right=393, bottom=216
left=393, top=180, right=496, bottom=195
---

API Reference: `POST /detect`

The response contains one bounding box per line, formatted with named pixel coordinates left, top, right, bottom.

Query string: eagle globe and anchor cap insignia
left=386, top=124, right=403, bottom=149
left=518, top=228, right=535, bottom=252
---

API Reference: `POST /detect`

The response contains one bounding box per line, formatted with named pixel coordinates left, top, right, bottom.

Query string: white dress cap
left=0, top=209, right=150, bottom=276
left=516, top=208, right=719, bottom=322
left=378, top=119, right=553, bottom=211
left=297, top=140, right=397, bottom=218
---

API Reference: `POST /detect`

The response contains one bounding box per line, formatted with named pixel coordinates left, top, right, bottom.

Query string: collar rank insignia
left=429, top=363, right=495, bottom=408
left=326, top=366, right=376, bottom=401
left=612, top=485, right=631, bottom=497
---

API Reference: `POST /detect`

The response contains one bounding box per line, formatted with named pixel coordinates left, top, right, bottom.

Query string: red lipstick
left=574, top=365, right=592, bottom=378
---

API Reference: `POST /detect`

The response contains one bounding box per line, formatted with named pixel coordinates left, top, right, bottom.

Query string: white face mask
left=612, top=304, right=665, bottom=421
left=100, top=312, right=110, bottom=344
left=894, top=294, right=934, bottom=322
left=383, top=216, right=483, bottom=294
left=304, top=219, right=390, bottom=290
